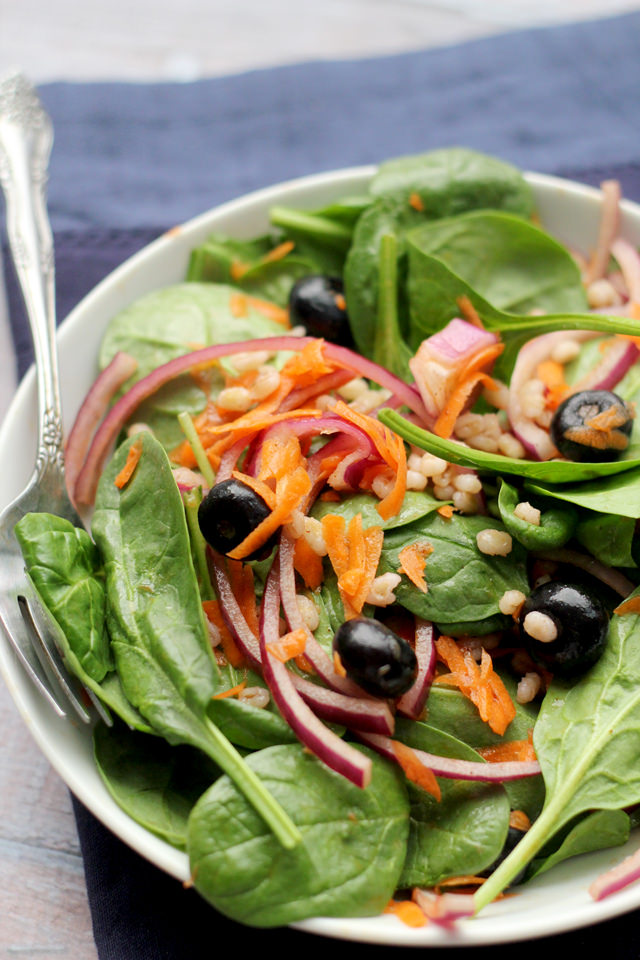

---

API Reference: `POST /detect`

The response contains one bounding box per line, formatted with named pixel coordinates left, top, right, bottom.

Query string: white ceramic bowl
left=2, top=167, right=640, bottom=946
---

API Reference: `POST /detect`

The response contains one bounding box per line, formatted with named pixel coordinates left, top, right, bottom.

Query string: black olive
left=288, top=275, right=353, bottom=346
left=333, top=617, right=417, bottom=698
left=550, top=389, right=634, bottom=462
left=518, top=581, right=608, bottom=678
left=198, top=478, right=271, bottom=557
left=479, top=825, right=528, bottom=885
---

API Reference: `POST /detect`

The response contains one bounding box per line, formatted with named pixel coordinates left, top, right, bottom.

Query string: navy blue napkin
left=5, top=10, right=640, bottom=958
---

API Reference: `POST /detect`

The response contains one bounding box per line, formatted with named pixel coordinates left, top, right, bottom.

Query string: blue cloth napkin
left=5, top=10, right=640, bottom=958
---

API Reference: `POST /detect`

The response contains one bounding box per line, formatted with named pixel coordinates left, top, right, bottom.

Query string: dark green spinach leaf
left=575, top=512, right=637, bottom=567
left=525, top=808, right=630, bottom=881
left=497, top=479, right=577, bottom=550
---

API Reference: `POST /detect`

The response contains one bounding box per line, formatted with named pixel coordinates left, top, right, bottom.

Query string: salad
left=14, top=148, right=640, bottom=930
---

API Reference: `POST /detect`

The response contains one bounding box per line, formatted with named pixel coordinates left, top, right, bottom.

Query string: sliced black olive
left=550, top=389, right=634, bottom=462
left=479, top=825, right=528, bottom=885
left=518, top=581, right=608, bottom=678
left=198, top=478, right=271, bottom=557
left=288, top=274, right=353, bottom=346
left=333, top=617, right=417, bottom=698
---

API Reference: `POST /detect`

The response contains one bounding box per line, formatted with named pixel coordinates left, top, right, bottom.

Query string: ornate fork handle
left=0, top=73, right=64, bottom=479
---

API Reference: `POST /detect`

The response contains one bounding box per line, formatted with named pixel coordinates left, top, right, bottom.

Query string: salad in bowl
left=7, top=147, right=640, bottom=941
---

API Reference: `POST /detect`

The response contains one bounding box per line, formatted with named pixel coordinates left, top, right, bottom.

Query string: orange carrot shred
left=266, top=628, right=307, bottom=663
left=333, top=650, right=347, bottom=677
left=392, top=740, right=441, bottom=801
left=229, top=292, right=248, bottom=317
left=614, top=595, right=640, bottom=615
left=536, top=359, right=568, bottom=410
left=384, top=900, right=428, bottom=927
left=262, top=240, right=295, bottom=263
left=433, top=371, right=496, bottom=440
left=456, top=295, right=484, bottom=329
left=509, top=809, right=532, bottom=831
left=293, top=537, right=324, bottom=590
left=437, top=504, right=455, bottom=519
left=202, top=599, right=246, bottom=668
left=114, top=439, right=143, bottom=489
left=397, top=541, right=433, bottom=593
left=230, top=259, right=250, bottom=281
left=243, top=295, right=290, bottom=326
left=212, top=681, right=247, bottom=700
left=477, top=738, right=537, bottom=763
left=435, top=636, right=515, bottom=736
left=231, top=470, right=277, bottom=510
left=408, top=192, right=425, bottom=212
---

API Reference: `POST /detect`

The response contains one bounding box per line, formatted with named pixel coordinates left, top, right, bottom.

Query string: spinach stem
left=268, top=206, right=353, bottom=251
left=474, top=802, right=560, bottom=911
left=183, top=489, right=216, bottom=603
left=203, top=716, right=302, bottom=849
left=177, top=411, right=216, bottom=487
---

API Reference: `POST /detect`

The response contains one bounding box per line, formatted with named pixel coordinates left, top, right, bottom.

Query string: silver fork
left=0, top=72, right=109, bottom=725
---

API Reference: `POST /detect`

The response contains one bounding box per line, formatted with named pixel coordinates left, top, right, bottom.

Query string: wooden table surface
left=1, top=2, right=635, bottom=957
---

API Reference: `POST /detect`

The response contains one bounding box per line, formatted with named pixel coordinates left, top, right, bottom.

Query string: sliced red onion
left=409, top=319, right=498, bottom=420
left=532, top=548, right=635, bottom=598
left=216, top=438, right=247, bottom=483
left=507, top=330, right=601, bottom=460
left=65, top=351, right=138, bottom=501
left=278, top=533, right=365, bottom=697
left=589, top=844, right=640, bottom=901
left=586, top=179, right=622, bottom=284
left=209, top=551, right=262, bottom=668
left=174, top=466, right=208, bottom=493
left=292, top=675, right=394, bottom=736
left=611, top=237, right=640, bottom=303
left=396, top=619, right=436, bottom=720
left=412, top=887, right=475, bottom=926
left=359, top=732, right=540, bottom=782
left=260, top=568, right=372, bottom=788
left=279, top=370, right=354, bottom=411
left=72, top=336, right=427, bottom=505
left=567, top=336, right=639, bottom=394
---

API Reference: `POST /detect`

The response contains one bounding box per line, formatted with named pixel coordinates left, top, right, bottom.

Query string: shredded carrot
left=391, top=740, right=441, bottom=801
left=433, top=371, right=496, bottom=440
left=114, top=439, right=143, bottom=489
left=437, top=875, right=487, bottom=889
left=477, top=738, right=537, bottom=763
left=320, top=490, right=341, bottom=502
left=243, top=295, right=290, bottom=326
left=212, top=681, right=247, bottom=700
left=294, top=651, right=315, bottom=674
left=333, top=650, right=347, bottom=677
left=231, top=470, right=277, bottom=510
left=334, top=292, right=347, bottom=311
left=293, top=536, right=324, bottom=590
left=509, top=809, right=532, bottom=832
left=229, top=292, right=248, bottom=317
left=614, top=595, right=640, bottom=616
left=266, top=627, right=308, bottom=663
left=384, top=899, right=428, bottom=927
left=437, top=504, right=455, bottom=519
left=458, top=341, right=505, bottom=382
left=397, top=541, right=433, bottom=593
left=227, top=560, right=260, bottom=637
left=230, top=259, right=251, bottom=281
left=456, top=294, right=484, bottom=329
left=408, top=192, right=425, bottom=213
left=536, top=359, right=568, bottom=410
left=321, top=512, right=383, bottom=618
left=281, top=339, right=335, bottom=386
left=435, top=636, right=516, bottom=736
left=169, top=438, right=198, bottom=468
left=262, top=239, right=295, bottom=264
left=202, top=599, right=246, bottom=668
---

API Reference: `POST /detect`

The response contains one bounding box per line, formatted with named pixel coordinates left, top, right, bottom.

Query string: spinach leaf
left=15, top=513, right=111, bottom=682
left=395, top=720, right=510, bottom=887
left=575, top=512, right=637, bottom=568
left=91, top=431, right=300, bottom=849
left=187, top=743, right=409, bottom=927
left=310, top=489, right=442, bottom=531
left=98, top=283, right=286, bottom=383
left=525, top=467, right=640, bottom=519
left=377, top=513, right=528, bottom=626
left=497, top=479, right=577, bottom=550
left=370, top=148, right=533, bottom=218
left=373, top=232, right=413, bottom=378
left=187, top=233, right=275, bottom=282
left=269, top=206, right=355, bottom=253
left=475, top=592, right=640, bottom=909
left=525, top=808, right=630, bottom=881
left=94, top=719, right=219, bottom=850
left=408, top=210, right=587, bottom=318
left=379, top=409, right=640, bottom=485
left=434, top=614, right=511, bottom=637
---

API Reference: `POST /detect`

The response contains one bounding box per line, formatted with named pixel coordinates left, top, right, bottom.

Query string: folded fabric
left=4, top=10, right=640, bottom=960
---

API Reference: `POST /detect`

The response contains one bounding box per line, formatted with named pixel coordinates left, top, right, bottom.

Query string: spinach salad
left=17, top=148, right=640, bottom=929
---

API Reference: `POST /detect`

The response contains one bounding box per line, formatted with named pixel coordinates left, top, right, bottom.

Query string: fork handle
left=0, top=73, right=63, bottom=479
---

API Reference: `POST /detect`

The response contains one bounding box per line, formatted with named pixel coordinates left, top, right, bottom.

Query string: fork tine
left=18, top=590, right=91, bottom=723
left=0, top=593, right=67, bottom=719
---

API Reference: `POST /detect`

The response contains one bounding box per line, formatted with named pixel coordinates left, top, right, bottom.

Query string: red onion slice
left=359, top=732, right=540, bottom=782
left=586, top=179, right=622, bottom=284
left=396, top=619, right=436, bottom=720
left=72, top=336, right=428, bottom=505
left=65, top=351, right=138, bottom=501
left=507, top=330, right=601, bottom=460
left=611, top=237, right=640, bottom=303
left=412, top=887, right=475, bottom=925
left=209, top=551, right=262, bottom=668
left=589, top=844, right=640, bottom=901
left=567, top=336, right=639, bottom=394
left=260, top=568, right=372, bottom=788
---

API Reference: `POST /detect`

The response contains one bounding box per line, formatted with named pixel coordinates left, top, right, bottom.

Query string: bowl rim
left=3, top=163, right=640, bottom=946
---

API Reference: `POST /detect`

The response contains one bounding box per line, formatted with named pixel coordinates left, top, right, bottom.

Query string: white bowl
left=2, top=166, right=640, bottom=946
